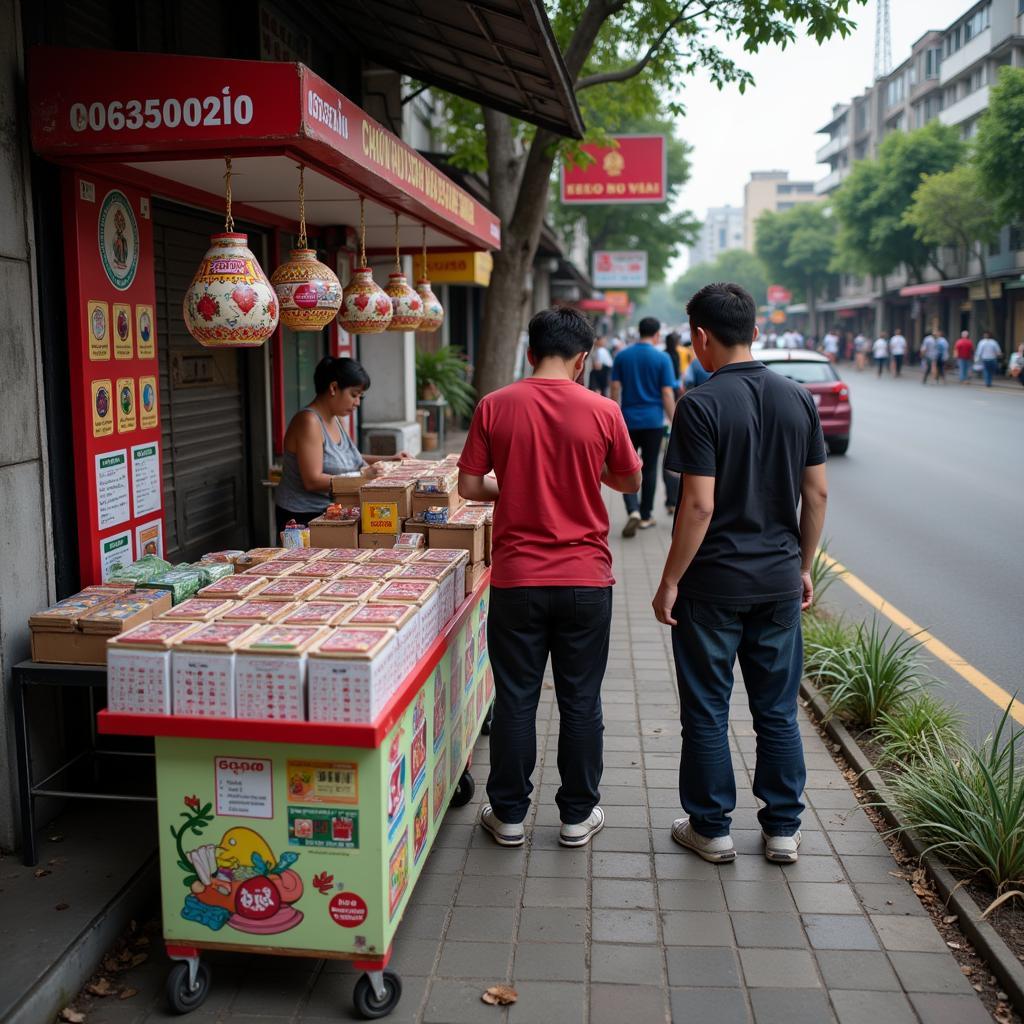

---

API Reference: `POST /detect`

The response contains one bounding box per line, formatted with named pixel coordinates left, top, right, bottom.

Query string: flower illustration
left=312, top=871, right=334, bottom=895
left=196, top=294, right=219, bottom=322
left=184, top=794, right=201, bottom=812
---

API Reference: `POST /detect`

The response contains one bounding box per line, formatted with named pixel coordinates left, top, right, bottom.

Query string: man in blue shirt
left=611, top=317, right=678, bottom=537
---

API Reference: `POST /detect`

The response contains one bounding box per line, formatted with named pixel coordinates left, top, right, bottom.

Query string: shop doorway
left=153, top=202, right=267, bottom=561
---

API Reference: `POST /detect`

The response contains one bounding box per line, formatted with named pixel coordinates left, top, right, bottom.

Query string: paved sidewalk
left=72, top=496, right=988, bottom=1024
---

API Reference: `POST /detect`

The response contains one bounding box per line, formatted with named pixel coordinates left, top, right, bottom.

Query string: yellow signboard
left=412, top=251, right=492, bottom=286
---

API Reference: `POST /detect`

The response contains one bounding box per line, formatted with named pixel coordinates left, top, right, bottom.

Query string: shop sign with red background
left=560, top=135, right=666, bottom=205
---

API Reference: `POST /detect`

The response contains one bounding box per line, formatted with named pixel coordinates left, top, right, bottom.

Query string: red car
left=757, top=350, right=852, bottom=455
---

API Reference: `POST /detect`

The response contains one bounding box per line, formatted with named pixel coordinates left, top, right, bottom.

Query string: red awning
left=898, top=283, right=942, bottom=297
left=28, top=47, right=500, bottom=253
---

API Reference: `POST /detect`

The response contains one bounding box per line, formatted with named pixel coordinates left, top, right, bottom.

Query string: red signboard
left=767, top=284, right=792, bottom=305
left=561, top=135, right=666, bottom=205
left=28, top=47, right=500, bottom=251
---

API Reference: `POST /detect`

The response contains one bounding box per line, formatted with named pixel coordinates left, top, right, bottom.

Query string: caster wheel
left=165, top=961, right=211, bottom=1015
left=450, top=769, right=475, bottom=807
left=353, top=969, right=402, bottom=1019
left=480, top=704, right=494, bottom=736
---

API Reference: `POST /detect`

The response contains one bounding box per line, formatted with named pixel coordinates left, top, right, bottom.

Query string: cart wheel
left=353, top=969, right=402, bottom=1019
left=450, top=769, right=475, bottom=807
left=480, top=703, right=494, bottom=736
left=165, top=961, right=211, bottom=1015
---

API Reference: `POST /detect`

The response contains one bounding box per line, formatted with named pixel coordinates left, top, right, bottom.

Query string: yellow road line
left=824, top=554, right=1023, bottom=725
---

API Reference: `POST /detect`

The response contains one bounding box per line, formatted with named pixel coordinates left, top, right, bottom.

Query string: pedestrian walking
left=934, top=332, right=949, bottom=383
left=662, top=331, right=686, bottom=514
left=459, top=306, right=642, bottom=850
left=889, top=328, right=907, bottom=376
left=611, top=316, right=678, bottom=537
left=954, top=331, right=974, bottom=384
left=872, top=332, right=889, bottom=376
left=588, top=335, right=613, bottom=396
left=854, top=332, right=869, bottom=371
left=652, top=282, right=828, bottom=865
left=976, top=331, right=1002, bottom=387
left=822, top=328, right=839, bottom=362
left=920, top=331, right=937, bottom=384
left=1010, top=343, right=1024, bottom=387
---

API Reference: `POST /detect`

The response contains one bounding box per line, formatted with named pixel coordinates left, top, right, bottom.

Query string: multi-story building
left=743, top=171, right=818, bottom=251
left=689, top=204, right=745, bottom=267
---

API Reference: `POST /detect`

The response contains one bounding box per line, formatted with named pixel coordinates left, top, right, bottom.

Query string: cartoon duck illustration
left=216, top=827, right=278, bottom=875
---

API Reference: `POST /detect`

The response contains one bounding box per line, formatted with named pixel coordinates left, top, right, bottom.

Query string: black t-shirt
left=665, top=361, right=826, bottom=605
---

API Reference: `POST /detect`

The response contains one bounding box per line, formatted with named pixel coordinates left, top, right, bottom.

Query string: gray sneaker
left=559, top=806, right=605, bottom=847
left=480, top=805, right=525, bottom=847
left=622, top=511, right=641, bottom=538
left=762, top=830, right=801, bottom=864
left=671, top=817, right=736, bottom=863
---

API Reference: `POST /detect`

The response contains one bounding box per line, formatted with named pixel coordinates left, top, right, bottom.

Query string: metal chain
left=421, top=224, right=427, bottom=278
left=394, top=212, right=401, bottom=272
left=297, top=165, right=307, bottom=249
left=223, top=157, right=234, bottom=232
left=358, top=197, right=366, bottom=267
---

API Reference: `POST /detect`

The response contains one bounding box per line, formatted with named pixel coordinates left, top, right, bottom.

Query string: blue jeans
left=958, top=358, right=972, bottom=382
left=982, top=359, right=997, bottom=387
left=671, top=597, right=806, bottom=838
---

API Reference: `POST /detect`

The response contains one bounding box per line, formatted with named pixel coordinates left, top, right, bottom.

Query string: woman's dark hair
left=314, top=356, right=371, bottom=395
left=664, top=331, right=681, bottom=354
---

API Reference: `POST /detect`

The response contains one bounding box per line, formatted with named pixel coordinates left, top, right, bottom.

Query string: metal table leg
left=12, top=666, right=37, bottom=866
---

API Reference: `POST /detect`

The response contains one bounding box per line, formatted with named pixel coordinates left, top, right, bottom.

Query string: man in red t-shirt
left=954, top=331, right=974, bottom=384
left=459, top=307, right=641, bottom=849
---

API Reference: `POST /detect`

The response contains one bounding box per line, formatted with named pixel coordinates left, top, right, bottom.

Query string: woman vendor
left=274, top=356, right=407, bottom=536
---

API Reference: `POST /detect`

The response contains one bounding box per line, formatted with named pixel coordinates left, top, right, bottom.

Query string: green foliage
left=872, top=692, right=964, bottom=767
left=673, top=249, right=769, bottom=308
left=808, top=540, right=846, bottom=612
left=755, top=203, right=836, bottom=302
left=803, top=613, right=858, bottom=685
left=903, top=164, right=1000, bottom=254
left=974, top=66, right=1024, bottom=225
left=414, top=346, right=476, bottom=418
left=815, top=618, right=931, bottom=728
left=831, top=121, right=965, bottom=279
left=885, top=701, right=1024, bottom=892
left=633, top=281, right=681, bottom=326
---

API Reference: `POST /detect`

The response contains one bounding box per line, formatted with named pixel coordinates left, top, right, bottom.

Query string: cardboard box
left=485, top=520, right=492, bottom=565
left=329, top=472, right=368, bottom=497
left=235, top=625, right=328, bottom=721
left=428, top=521, right=485, bottom=564
left=307, top=627, right=399, bottom=723
left=309, top=516, right=359, bottom=549
left=347, top=602, right=419, bottom=675
left=360, top=478, right=415, bottom=518
left=31, top=629, right=109, bottom=666
left=420, top=549, right=469, bottom=602
left=410, top=490, right=465, bottom=518
left=107, top=620, right=199, bottom=714
left=400, top=517, right=430, bottom=542
left=172, top=622, right=258, bottom=717
left=465, top=560, right=487, bottom=596
left=359, top=532, right=396, bottom=549
left=317, top=578, right=382, bottom=603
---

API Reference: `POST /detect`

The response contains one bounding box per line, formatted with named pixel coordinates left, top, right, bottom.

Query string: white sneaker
left=638, top=518, right=656, bottom=530
left=559, top=806, right=605, bottom=847
left=671, top=817, right=736, bottom=863
left=480, top=805, right=524, bottom=847
left=762, top=830, right=801, bottom=864
left=622, top=511, right=641, bottom=538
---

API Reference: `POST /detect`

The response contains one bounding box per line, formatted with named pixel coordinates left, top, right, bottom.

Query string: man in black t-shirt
left=652, top=283, right=828, bottom=866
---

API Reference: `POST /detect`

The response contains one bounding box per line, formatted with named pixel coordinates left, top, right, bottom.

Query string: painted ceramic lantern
left=270, top=249, right=342, bottom=331
left=339, top=267, right=393, bottom=334
left=183, top=233, right=279, bottom=347
left=415, top=279, right=444, bottom=333
left=385, top=272, right=423, bottom=331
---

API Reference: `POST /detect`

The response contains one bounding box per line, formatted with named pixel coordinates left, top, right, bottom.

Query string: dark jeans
left=487, top=586, right=612, bottom=824
left=589, top=367, right=610, bottom=396
left=623, top=427, right=663, bottom=520
left=982, top=359, right=997, bottom=387
left=893, top=353, right=904, bottom=375
left=671, top=597, right=806, bottom=838
left=958, top=358, right=972, bottom=382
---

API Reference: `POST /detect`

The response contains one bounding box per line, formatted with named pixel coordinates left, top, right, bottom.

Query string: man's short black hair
left=686, top=283, right=756, bottom=347
left=528, top=306, right=595, bottom=360
left=638, top=316, right=661, bottom=338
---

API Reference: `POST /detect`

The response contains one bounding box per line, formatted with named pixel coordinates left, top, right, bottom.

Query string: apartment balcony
left=939, top=29, right=991, bottom=83
left=815, top=134, right=850, bottom=163
left=939, top=84, right=990, bottom=127
left=815, top=166, right=850, bottom=195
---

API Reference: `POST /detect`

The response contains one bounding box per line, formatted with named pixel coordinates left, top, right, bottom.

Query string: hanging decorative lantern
left=339, top=197, right=393, bottom=334
left=271, top=166, right=342, bottom=331
left=384, top=212, right=423, bottom=331
left=415, top=225, right=444, bottom=334
left=183, top=158, right=279, bottom=348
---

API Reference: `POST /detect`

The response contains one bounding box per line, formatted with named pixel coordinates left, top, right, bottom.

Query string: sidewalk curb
left=800, top=680, right=1024, bottom=1014
left=5, top=853, right=158, bottom=1024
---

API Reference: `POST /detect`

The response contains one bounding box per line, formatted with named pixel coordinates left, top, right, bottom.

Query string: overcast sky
left=669, top=0, right=973, bottom=275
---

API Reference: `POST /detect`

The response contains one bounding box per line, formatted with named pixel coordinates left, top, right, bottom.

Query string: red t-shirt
left=459, top=378, right=641, bottom=588
left=954, top=337, right=974, bottom=360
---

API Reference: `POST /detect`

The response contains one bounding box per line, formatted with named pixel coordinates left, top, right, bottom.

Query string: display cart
left=98, top=574, right=491, bottom=1019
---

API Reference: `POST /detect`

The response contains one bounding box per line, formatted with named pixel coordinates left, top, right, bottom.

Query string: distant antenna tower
left=874, top=0, right=893, bottom=79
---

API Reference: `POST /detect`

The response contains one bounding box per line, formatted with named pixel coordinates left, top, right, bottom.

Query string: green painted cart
left=99, top=574, right=492, bottom=1019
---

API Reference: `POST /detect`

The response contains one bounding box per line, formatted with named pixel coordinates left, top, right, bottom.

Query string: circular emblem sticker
left=120, top=384, right=133, bottom=415
left=116, top=308, right=130, bottom=341
left=139, top=310, right=152, bottom=342
left=91, top=306, right=107, bottom=340
left=95, top=386, right=110, bottom=418
left=98, top=190, right=139, bottom=291
left=142, top=381, right=155, bottom=412
left=329, top=892, right=368, bottom=928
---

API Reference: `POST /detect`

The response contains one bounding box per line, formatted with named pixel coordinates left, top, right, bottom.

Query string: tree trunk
left=806, top=277, right=818, bottom=340
left=975, top=243, right=995, bottom=333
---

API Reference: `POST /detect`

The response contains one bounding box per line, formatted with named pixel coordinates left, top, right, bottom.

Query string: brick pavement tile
left=463, top=847, right=526, bottom=876
left=738, top=948, right=821, bottom=988
left=724, top=881, right=797, bottom=913
left=804, top=769, right=850, bottom=789
left=640, top=752, right=677, bottom=770
left=593, top=878, right=656, bottom=908
left=603, top=690, right=635, bottom=703
left=601, top=805, right=649, bottom=828
left=590, top=943, right=665, bottom=986
left=592, top=827, right=651, bottom=852
left=670, top=986, right=752, bottom=1021
left=528, top=825, right=568, bottom=849
left=730, top=912, right=807, bottom=949
left=388, top=935, right=442, bottom=975
left=830, top=989, right=916, bottom=1024
left=603, top=751, right=644, bottom=768
left=749, top=988, right=834, bottom=1024
left=814, top=950, right=901, bottom=991
left=599, top=768, right=643, bottom=786
left=422, top=978, right=501, bottom=1023
left=790, top=881, right=861, bottom=915
left=665, top=945, right=741, bottom=987
left=229, top=968, right=313, bottom=1016
left=605, top=735, right=645, bottom=750
left=604, top=720, right=641, bottom=735
left=660, top=910, right=735, bottom=946
left=506, top=980, right=586, bottom=1024
left=775, top=855, right=845, bottom=883
left=592, top=908, right=660, bottom=943
left=420, top=846, right=467, bottom=875
left=432, top=823, right=474, bottom=848
left=887, top=952, right=975, bottom=994
left=395, top=901, right=449, bottom=939
left=855, top=883, right=928, bottom=917
left=455, top=874, right=519, bottom=906
left=437, top=940, right=510, bottom=979
left=657, top=878, right=727, bottom=911
left=653, top=851, right=719, bottom=880
left=870, top=915, right=948, bottom=952
left=603, top=705, right=639, bottom=722
left=802, top=913, right=880, bottom=950
left=805, top=788, right=860, bottom=810
left=643, top=768, right=681, bottom=789
left=522, top=875, right=586, bottom=907
left=302, top=972, right=429, bottom=1023
left=593, top=852, right=652, bottom=878
left=517, top=907, right=586, bottom=943
left=512, top=942, right=587, bottom=982
left=813, top=806, right=878, bottom=832
left=839, top=856, right=903, bottom=884
left=727, top=856, right=791, bottom=881
left=590, top=984, right=668, bottom=1024
left=908, top=993, right=994, bottom=1024
left=647, top=788, right=683, bottom=808
left=826, top=831, right=890, bottom=856
left=445, top=906, right=516, bottom=943
left=525, top=849, right=587, bottom=878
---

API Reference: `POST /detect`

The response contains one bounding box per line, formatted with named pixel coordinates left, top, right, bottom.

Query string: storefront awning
left=817, top=295, right=878, bottom=312
left=899, top=283, right=942, bottom=297
left=29, top=47, right=500, bottom=253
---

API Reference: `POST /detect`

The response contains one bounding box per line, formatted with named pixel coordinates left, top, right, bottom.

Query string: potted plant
left=414, top=345, right=476, bottom=418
